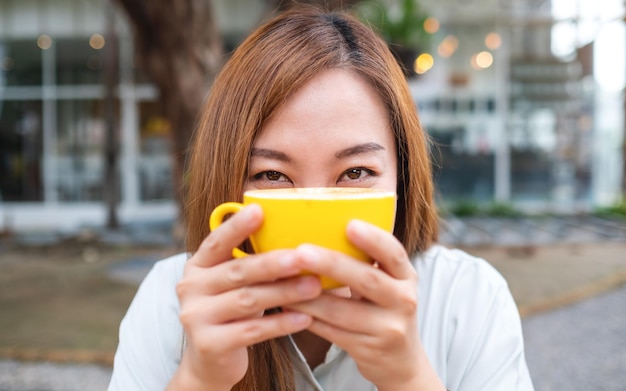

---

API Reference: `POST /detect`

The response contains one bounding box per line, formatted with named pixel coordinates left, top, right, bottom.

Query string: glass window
left=55, top=38, right=104, bottom=85
left=0, top=40, right=43, bottom=86
left=138, top=101, right=173, bottom=201
left=55, top=99, right=112, bottom=201
left=509, top=113, right=555, bottom=201
left=0, top=100, right=44, bottom=201
left=510, top=109, right=592, bottom=202
left=510, top=148, right=553, bottom=201
left=430, top=126, right=495, bottom=203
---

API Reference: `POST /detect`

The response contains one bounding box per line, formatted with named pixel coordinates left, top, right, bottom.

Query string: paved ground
left=2, top=285, right=625, bottom=391
left=524, top=284, right=626, bottom=391
left=0, top=215, right=625, bottom=390
left=439, top=215, right=626, bottom=246
left=0, top=360, right=112, bottom=391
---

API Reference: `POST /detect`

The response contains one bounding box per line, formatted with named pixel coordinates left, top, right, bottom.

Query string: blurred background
left=0, top=0, right=624, bottom=232
left=0, top=0, right=625, bottom=390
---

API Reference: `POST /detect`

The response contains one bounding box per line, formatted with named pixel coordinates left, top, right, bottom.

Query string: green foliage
left=594, top=199, right=626, bottom=217
left=445, top=200, right=523, bottom=218
left=449, top=199, right=481, bottom=217
left=484, top=202, right=523, bottom=218
left=354, top=0, right=431, bottom=49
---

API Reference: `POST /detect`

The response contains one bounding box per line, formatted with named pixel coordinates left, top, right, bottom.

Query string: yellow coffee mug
left=209, top=187, right=396, bottom=289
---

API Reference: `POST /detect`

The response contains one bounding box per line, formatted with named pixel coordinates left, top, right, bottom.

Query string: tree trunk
left=114, top=0, right=364, bottom=238
left=113, top=0, right=223, bottom=224
left=623, top=94, right=626, bottom=199
left=266, top=0, right=362, bottom=11
left=104, top=0, right=120, bottom=229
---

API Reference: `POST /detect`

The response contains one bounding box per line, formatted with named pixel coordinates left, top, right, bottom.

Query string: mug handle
left=209, top=202, right=250, bottom=258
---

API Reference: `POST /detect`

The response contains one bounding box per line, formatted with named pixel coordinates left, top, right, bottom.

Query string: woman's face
left=246, top=68, right=398, bottom=193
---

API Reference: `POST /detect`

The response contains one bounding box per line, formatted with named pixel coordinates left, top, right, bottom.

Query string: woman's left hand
left=285, top=220, right=444, bottom=391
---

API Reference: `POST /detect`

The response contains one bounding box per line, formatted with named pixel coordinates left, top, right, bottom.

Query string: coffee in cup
left=209, top=187, right=396, bottom=289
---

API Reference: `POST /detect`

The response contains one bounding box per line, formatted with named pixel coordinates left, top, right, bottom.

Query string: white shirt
left=108, top=245, right=534, bottom=390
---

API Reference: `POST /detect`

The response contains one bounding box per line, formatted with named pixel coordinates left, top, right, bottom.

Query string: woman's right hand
left=166, top=204, right=322, bottom=390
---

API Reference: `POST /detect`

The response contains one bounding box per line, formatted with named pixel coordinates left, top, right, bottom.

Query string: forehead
left=254, top=68, right=394, bottom=149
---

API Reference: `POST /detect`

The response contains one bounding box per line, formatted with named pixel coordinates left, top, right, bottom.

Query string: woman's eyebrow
left=250, top=147, right=291, bottom=162
left=335, top=142, right=385, bottom=159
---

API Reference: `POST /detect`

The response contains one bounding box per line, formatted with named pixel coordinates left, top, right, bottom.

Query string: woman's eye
left=345, top=168, right=363, bottom=180
left=340, top=167, right=374, bottom=182
left=253, top=170, right=290, bottom=182
left=266, top=171, right=283, bottom=181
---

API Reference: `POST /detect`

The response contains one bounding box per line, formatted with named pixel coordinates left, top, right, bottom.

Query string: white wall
left=0, top=0, right=106, bottom=38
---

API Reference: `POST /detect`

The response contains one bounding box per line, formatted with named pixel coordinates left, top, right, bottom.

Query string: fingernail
left=288, top=312, right=311, bottom=326
left=279, top=253, right=297, bottom=270
left=297, top=276, right=320, bottom=296
left=242, top=204, right=262, bottom=222
left=348, top=219, right=368, bottom=236
left=297, top=245, right=319, bottom=266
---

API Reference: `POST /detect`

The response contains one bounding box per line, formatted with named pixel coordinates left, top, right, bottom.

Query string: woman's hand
left=286, top=220, right=445, bottom=391
left=168, top=204, right=322, bottom=391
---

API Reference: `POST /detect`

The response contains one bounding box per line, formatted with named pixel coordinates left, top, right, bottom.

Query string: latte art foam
left=244, top=187, right=395, bottom=200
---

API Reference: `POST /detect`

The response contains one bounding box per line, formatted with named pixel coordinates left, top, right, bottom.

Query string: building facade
left=412, top=0, right=622, bottom=213
left=0, top=0, right=266, bottom=232
left=0, top=0, right=623, bottom=232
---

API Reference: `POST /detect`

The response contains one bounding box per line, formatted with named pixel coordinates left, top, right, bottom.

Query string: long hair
left=184, top=5, right=438, bottom=390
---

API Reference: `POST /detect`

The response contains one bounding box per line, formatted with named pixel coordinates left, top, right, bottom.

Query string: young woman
left=109, top=6, right=534, bottom=391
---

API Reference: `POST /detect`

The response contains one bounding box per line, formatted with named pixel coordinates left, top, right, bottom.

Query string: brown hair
left=185, top=5, right=438, bottom=390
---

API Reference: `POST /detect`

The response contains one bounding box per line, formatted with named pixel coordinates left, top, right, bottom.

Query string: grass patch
left=444, top=200, right=523, bottom=218
left=594, top=198, right=626, bottom=218
left=0, top=241, right=173, bottom=360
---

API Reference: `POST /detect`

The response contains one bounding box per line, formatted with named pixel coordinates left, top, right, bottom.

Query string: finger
left=286, top=293, right=381, bottom=335
left=207, top=251, right=305, bottom=293
left=196, top=312, right=313, bottom=353
left=305, top=317, right=375, bottom=353
left=295, top=245, right=403, bottom=307
left=185, top=276, right=322, bottom=323
left=192, top=204, right=263, bottom=268
left=346, top=219, right=416, bottom=280
left=179, top=250, right=304, bottom=295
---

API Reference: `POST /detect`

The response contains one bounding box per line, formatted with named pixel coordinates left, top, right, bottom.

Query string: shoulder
left=145, top=252, right=188, bottom=287
left=415, top=244, right=508, bottom=297
left=414, top=245, right=534, bottom=390
left=123, top=251, right=188, bottom=340
left=414, top=244, right=513, bottom=325
left=109, top=252, right=188, bottom=390
left=126, top=252, right=188, bottom=315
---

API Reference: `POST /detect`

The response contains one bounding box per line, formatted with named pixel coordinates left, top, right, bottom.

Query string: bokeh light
left=1, top=57, right=14, bottom=71
left=414, top=53, right=434, bottom=74
left=37, top=34, right=52, bottom=50
left=471, top=51, right=494, bottom=69
left=424, top=17, right=440, bottom=34
left=485, top=32, right=501, bottom=49
left=89, top=34, right=106, bottom=50
left=437, top=35, right=458, bottom=58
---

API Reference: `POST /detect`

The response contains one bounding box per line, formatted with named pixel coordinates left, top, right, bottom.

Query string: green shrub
left=594, top=199, right=626, bottom=217
left=484, top=202, right=522, bottom=217
left=449, top=200, right=481, bottom=217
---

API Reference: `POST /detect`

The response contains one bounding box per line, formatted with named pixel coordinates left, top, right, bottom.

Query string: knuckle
left=178, top=306, right=197, bottom=329
left=199, top=233, right=220, bottom=253
left=358, top=267, right=383, bottom=292
left=390, top=246, right=408, bottom=267
left=398, top=290, right=418, bottom=314
left=196, top=338, right=223, bottom=356
left=241, top=322, right=263, bottom=343
left=236, top=287, right=258, bottom=311
left=175, top=279, right=192, bottom=298
left=226, top=261, right=245, bottom=285
left=381, top=320, right=407, bottom=348
left=412, top=269, right=419, bottom=284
